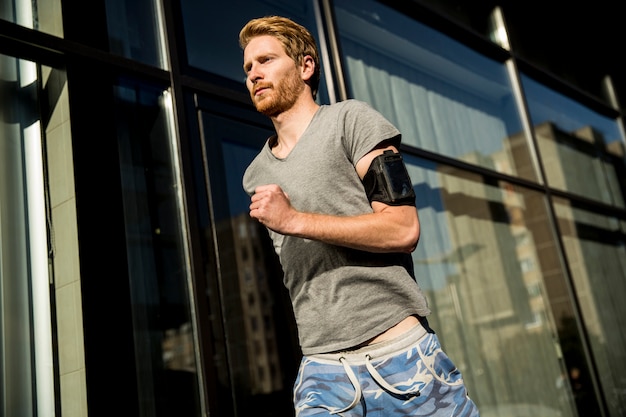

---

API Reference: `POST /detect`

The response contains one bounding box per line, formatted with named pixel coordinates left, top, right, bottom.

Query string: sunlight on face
left=243, top=36, right=305, bottom=117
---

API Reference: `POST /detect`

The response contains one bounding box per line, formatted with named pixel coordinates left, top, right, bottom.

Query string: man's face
left=243, top=35, right=305, bottom=117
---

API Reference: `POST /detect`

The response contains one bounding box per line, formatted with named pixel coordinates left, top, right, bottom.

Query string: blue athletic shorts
left=293, top=323, right=480, bottom=416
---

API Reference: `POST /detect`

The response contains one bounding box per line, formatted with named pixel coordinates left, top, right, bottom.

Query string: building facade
left=1, top=0, right=625, bottom=416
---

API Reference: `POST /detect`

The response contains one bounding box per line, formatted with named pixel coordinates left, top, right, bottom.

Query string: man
left=240, top=15, right=479, bottom=416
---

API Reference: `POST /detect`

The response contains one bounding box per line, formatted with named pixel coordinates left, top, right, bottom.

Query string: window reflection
left=0, top=53, right=53, bottom=417
left=406, top=156, right=580, bottom=416
left=552, top=196, right=626, bottom=415
left=522, top=75, right=626, bottom=208
left=333, top=0, right=532, bottom=181
left=113, top=80, right=201, bottom=415
left=105, top=0, right=165, bottom=68
left=0, top=0, right=63, bottom=37
left=197, top=107, right=299, bottom=416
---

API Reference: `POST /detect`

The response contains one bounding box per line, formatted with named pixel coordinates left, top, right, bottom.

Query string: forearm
left=283, top=205, right=420, bottom=253
left=249, top=184, right=419, bottom=253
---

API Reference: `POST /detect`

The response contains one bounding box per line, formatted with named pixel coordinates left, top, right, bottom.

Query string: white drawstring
left=329, top=357, right=363, bottom=414
left=329, top=354, right=420, bottom=414
left=365, top=354, right=421, bottom=396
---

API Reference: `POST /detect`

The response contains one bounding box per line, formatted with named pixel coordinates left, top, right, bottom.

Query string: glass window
left=0, top=54, right=63, bottom=416
left=332, top=0, right=533, bottom=181
left=180, top=0, right=329, bottom=104
left=522, top=74, right=626, bottom=208
left=105, top=0, right=166, bottom=68
left=0, top=0, right=63, bottom=37
left=406, top=155, right=585, bottom=416
left=112, top=79, right=202, bottom=415
left=552, top=196, right=626, bottom=415
left=193, top=98, right=300, bottom=416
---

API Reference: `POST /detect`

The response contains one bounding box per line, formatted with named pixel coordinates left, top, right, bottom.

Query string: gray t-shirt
left=243, top=99, right=430, bottom=355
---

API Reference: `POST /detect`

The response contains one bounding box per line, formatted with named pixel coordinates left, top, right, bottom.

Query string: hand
left=249, top=184, right=296, bottom=233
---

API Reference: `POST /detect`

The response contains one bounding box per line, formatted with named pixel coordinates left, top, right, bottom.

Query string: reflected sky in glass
left=522, top=74, right=623, bottom=145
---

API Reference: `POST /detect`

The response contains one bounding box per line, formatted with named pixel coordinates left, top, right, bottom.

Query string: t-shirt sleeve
left=339, top=100, right=401, bottom=164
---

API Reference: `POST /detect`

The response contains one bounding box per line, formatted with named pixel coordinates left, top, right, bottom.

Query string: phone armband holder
left=362, top=150, right=416, bottom=206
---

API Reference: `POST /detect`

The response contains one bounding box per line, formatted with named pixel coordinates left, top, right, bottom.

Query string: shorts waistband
left=308, top=322, right=429, bottom=365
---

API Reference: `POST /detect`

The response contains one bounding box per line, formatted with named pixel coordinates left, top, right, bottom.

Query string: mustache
left=253, top=82, right=273, bottom=93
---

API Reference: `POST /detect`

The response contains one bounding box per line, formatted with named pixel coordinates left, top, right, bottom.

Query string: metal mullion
left=315, top=0, right=347, bottom=103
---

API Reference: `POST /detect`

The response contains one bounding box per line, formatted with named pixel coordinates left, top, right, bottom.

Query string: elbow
left=400, top=222, right=420, bottom=254
left=375, top=204, right=420, bottom=253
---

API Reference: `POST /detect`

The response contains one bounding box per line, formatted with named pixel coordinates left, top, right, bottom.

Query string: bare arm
left=249, top=144, right=420, bottom=253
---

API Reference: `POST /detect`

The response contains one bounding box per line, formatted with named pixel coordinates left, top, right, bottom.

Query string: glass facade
left=407, top=157, right=578, bottom=416
left=333, top=0, right=535, bottom=181
left=0, top=53, right=52, bottom=417
left=1, top=0, right=625, bottom=416
left=113, top=79, right=202, bottom=415
left=552, top=196, right=626, bottom=416
left=105, top=0, right=166, bottom=68
left=522, top=74, right=625, bottom=207
left=194, top=98, right=299, bottom=416
left=1, top=0, right=63, bottom=36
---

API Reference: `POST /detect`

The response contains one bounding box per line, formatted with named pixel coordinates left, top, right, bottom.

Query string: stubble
left=252, top=69, right=305, bottom=117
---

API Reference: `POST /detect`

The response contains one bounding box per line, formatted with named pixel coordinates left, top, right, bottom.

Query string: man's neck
left=270, top=98, right=320, bottom=158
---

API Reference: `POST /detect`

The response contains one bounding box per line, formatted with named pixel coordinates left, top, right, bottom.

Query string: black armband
left=362, top=150, right=416, bottom=206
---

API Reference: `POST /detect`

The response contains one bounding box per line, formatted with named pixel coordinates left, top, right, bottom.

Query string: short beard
left=253, top=73, right=305, bottom=117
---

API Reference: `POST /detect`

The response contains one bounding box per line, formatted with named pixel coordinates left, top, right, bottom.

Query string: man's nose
left=248, top=65, right=262, bottom=84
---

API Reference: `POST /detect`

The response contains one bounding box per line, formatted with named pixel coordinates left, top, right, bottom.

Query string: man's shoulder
left=321, top=99, right=375, bottom=119
left=329, top=98, right=370, bottom=110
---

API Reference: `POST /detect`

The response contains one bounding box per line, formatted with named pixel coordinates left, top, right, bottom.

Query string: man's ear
left=300, top=55, right=315, bottom=81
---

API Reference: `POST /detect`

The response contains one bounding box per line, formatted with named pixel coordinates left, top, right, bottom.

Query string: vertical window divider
left=315, top=0, right=347, bottom=103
